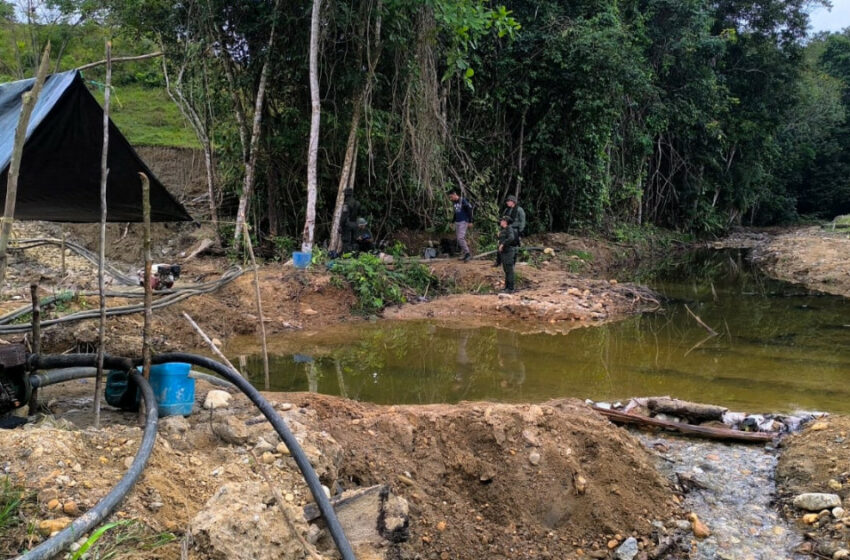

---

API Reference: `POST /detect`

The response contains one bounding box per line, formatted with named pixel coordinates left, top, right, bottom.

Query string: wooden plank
left=592, top=406, right=775, bottom=443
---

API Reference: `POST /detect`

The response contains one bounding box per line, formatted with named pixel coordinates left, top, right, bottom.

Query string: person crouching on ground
left=448, top=189, right=473, bottom=262
left=495, top=195, right=526, bottom=267
left=355, top=218, right=374, bottom=252
left=498, top=215, right=518, bottom=293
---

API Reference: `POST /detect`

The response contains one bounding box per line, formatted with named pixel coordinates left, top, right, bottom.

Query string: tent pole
left=94, top=40, right=111, bottom=428
left=0, top=43, right=50, bottom=290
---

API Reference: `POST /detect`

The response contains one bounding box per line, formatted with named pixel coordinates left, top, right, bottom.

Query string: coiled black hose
left=29, top=353, right=355, bottom=560
left=19, top=369, right=158, bottom=560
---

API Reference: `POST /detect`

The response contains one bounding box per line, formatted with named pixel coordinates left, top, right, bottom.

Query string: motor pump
left=137, top=264, right=181, bottom=290
left=0, top=344, right=30, bottom=415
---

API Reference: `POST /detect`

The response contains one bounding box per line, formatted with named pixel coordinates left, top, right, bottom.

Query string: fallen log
left=647, top=397, right=727, bottom=423
left=591, top=406, right=775, bottom=443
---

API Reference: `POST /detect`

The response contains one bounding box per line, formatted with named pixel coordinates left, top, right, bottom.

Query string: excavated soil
left=1, top=383, right=683, bottom=560
left=776, top=416, right=850, bottom=558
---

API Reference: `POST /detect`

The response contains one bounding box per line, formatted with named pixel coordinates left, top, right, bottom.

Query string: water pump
left=0, top=344, right=30, bottom=415
left=137, top=263, right=181, bottom=290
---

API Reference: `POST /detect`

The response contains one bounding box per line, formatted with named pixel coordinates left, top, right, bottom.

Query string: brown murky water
left=227, top=250, right=850, bottom=413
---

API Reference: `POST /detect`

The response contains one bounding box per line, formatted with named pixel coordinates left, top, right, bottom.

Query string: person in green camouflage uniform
left=495, top=195, right=526, bottom=267
left=498, top=215, right=518, bottom=293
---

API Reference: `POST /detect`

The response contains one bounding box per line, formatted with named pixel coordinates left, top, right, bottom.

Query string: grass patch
left=0, top=476, right=37, bottom=557
left=91, top=85, right=199, bottom=149
left=68, top=520, right=176, bottom=560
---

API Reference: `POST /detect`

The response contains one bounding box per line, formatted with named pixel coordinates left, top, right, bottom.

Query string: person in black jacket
left=448, top=190, right=473, bottom=261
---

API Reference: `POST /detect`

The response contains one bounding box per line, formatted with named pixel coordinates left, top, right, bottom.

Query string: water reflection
left=230, top=250, right=850, bottom=413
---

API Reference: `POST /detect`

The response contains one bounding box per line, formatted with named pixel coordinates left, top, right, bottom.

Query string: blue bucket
left=144, top=362, right=195, bottom=417
left=293, top=251, right=312, bottom=269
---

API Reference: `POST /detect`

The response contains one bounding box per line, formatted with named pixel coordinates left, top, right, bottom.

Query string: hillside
left=0, top=20, right=197, bottom=148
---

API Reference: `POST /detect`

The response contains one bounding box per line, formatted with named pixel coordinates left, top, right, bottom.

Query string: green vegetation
left=69, top=520, right=175, bottom=560
left=330, top=253, right=437, bottom=313
left=0, top=17, right=196, bottom=148
left=91, top=86, right=198, bottom=148
left=1, top=0, right=849, bottom=246
left=0, top=476, right=36, bottom=556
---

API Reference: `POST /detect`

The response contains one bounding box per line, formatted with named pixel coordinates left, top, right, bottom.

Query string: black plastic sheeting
left=0, top=70, right=191, bottom=222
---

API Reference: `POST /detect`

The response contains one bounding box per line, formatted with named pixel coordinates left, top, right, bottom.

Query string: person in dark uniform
left=495, top=195, right=526, bottom=267
left=354, top=218, right=374, bottom=252
left=340, top=188, right=362, bottom=252
left=498, top=215, right=518, bottom=293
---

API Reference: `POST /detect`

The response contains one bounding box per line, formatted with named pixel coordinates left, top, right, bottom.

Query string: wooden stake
left=27, top=283, right=41, bottom=415
left=94, top=40, right=112, bottom=429
left=0, top=42, right=50, bottom=289
left=182, top=312, right=243, bottom=377
left=242, top=223, right=270, bottom=390
left=140, top=172, right=152, bottom=424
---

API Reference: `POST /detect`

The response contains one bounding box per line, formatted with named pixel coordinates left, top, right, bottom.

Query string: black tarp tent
left=0, top=70, right=191, bottom=222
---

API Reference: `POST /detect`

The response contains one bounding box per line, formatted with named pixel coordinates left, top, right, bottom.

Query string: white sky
left=810, top=0, right=850, bottom=33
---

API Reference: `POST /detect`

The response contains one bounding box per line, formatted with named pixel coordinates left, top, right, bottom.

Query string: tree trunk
left=0, top=43, right=50, bottom=288
left=329, top=102, right=362, bottom=253
left=328, top=1, right=383, bottom=253
left=302, top=0, right=322, bottom=252
left=94, top=40, right=112, bottom=429
left=233, top=0, right=282, bottom=250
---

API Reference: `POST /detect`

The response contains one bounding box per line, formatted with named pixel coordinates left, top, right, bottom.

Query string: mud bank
left=1, top=385, right=685, bottom=559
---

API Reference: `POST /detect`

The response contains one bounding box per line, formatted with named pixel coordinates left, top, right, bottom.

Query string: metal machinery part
left=0, top=344, right=29, bottom=415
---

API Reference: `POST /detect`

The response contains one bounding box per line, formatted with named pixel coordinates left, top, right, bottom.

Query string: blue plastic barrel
left=145, top=362, right=195, bottom=417
left=292, top=251, right=312, bottom=269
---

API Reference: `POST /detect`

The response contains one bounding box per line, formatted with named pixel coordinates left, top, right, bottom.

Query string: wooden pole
left=94, top=40, right=111, bottom=429
left=0, top=43, right=50, bottom=289
left=242, top=224, right=270, bottom=390
left=60, top=227, right=66, bottom=276
left=182, top=312, right=243, bottom=377
left=140, top=172, right=152, bottom=424
left=27, top=283, right=41, bottom=415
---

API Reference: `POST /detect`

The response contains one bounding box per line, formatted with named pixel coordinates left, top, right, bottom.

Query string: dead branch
left=684, top=304, right=718, bottom=336
left=76, top=51, right=163, bottom=71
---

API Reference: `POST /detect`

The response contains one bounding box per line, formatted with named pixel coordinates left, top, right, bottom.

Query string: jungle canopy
left=0, top=70, right=191, bottom=222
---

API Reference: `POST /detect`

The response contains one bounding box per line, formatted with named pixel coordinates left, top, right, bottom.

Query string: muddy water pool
left=227, top=249, right=850, bottom=413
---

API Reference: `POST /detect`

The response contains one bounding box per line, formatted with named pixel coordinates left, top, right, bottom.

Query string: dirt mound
left=0, top=385, right=680, bottom=559
left=753, top=227, right=850, bottom=297
left=387, top=259, right=658, bottom=329
left=776, top=415, right=850, bottom=558
left=311, top=395, right=680, bottom=559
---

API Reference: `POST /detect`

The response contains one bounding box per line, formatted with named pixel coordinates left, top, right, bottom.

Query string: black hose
left=29, top=367, right=97, bottom=387
left=30, top=353, right=356, bottom=560
left=19, top=369, right=158, bottom=560
left=150, top=353, right=356, bottom=560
